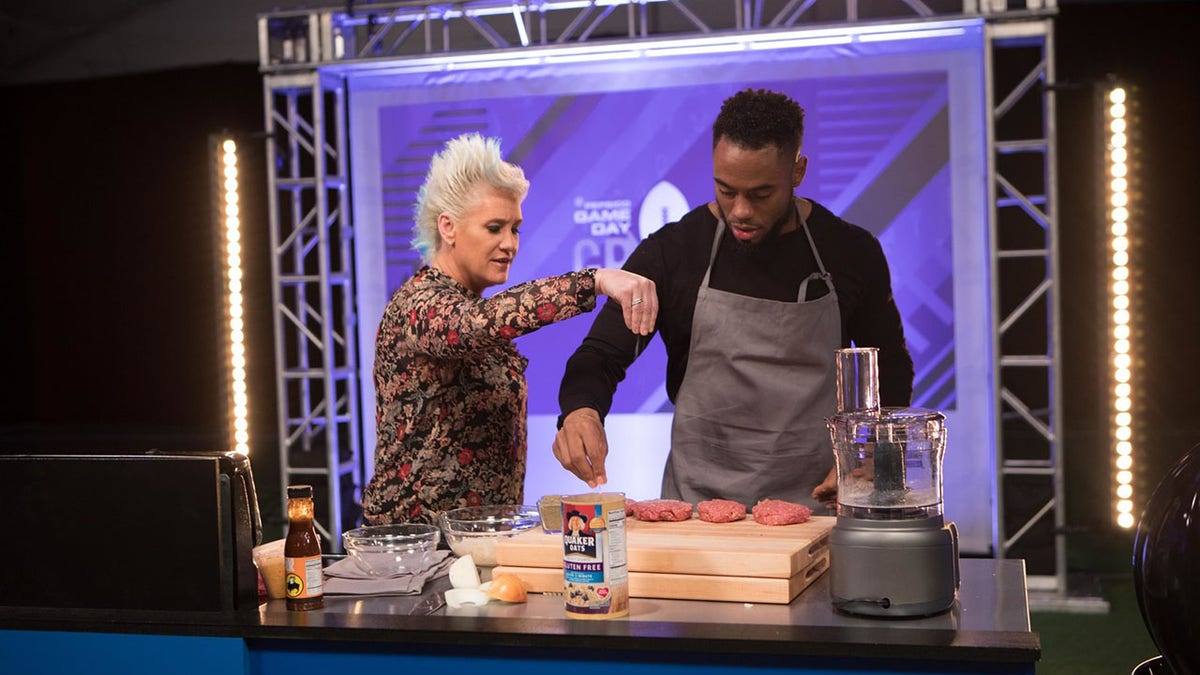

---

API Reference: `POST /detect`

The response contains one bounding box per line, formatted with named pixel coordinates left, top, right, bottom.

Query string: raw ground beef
left=625, top=497, right=638, bottom=515
left=751, top=499, right=812, bottom=526
left=697, top=499, right=747, bottom=523
left=632, top=499, right=694, bottom=521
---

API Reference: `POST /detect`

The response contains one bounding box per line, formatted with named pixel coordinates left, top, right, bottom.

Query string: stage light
left=747, top=35, right=852, bottom=50
left=214, top=136, right=250, bottom=457
left=355, top=18, right=978, bottom=76
left=1104, top=82, right=1136, bottom=528
left=857, top=27, right=966, bottom=42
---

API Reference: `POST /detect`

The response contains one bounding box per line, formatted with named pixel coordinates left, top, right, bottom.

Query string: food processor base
left=828, top=515, right=960, bottom=617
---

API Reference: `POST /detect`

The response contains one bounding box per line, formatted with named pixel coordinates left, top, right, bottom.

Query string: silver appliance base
left=829, top=515, right=960, bottom=618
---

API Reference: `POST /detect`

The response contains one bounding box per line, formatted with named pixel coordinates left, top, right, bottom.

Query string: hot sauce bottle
left=284, top=485, right=323, bottom=611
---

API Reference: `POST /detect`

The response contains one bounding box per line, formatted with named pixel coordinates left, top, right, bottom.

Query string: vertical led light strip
left=1105, top=87, right=1134, bottom=528
left=220, top=138, right=250, bottom=455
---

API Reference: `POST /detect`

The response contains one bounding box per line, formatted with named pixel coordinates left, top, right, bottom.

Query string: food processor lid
left=835, top=406, right=943, bottom=423
left=829, top=406, right=946, bottom=442
left=877, top=406, right=945, bottom=425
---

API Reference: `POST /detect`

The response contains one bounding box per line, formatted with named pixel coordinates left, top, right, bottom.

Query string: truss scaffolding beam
left=258, top=0, right=1058, bottom=71
left=985, top=17, right=1067, bottom=601
left=263, top=70, right=362, bottom=551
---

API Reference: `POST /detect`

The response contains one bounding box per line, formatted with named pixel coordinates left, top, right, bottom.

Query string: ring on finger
left=631, top=296, right=644, bottom=306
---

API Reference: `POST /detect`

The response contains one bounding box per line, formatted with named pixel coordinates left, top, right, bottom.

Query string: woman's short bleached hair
left=413, top=133, right=530, bottom=263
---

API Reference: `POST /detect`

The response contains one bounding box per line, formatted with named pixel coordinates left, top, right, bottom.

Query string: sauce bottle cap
left=287, top=485, right=313, bottom=499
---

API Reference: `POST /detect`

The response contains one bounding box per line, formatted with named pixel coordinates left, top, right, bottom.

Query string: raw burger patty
left=697, top=499, right=747, bottom=523
left=632, top=499, right=694, bottom=522
left=751, top=499, right=812, bottom=526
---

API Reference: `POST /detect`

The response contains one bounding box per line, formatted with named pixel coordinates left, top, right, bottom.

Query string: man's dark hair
left=712, top=88, right=805, bottom=159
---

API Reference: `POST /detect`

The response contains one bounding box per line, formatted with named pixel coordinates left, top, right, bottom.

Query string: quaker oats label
left=562, top=492, right=629, bottom=619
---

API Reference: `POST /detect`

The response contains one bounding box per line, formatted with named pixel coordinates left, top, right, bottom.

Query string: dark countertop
left=2, top=559, right=1037, bottom=666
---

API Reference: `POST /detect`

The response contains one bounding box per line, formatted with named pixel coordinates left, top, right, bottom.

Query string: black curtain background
left=1, top=2, right=1197, bottom=557
left=0, top=63, right=281, bottom=523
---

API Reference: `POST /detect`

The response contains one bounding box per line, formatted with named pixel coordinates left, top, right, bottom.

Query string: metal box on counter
left=0, top=451, right=262, bottom=612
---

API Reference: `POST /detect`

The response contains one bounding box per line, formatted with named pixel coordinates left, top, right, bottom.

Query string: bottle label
left=285, top=555, right=324, bottom=599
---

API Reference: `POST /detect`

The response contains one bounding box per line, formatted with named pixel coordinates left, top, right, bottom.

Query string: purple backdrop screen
left=349, top=22, right=995, bottom=552
left=376, top=72, right=953, bottom=414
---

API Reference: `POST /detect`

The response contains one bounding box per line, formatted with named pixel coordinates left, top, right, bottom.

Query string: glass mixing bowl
left=438, top=505, right=540, bottom=566
left=341, top=523, right=441, bottom=576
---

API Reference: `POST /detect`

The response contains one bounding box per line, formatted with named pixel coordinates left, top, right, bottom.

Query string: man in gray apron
left=554, top=88, right=913, bottom=509
left=664, top=203, right=839, bottom=509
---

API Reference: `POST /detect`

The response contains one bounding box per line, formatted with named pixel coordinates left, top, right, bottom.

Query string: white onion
left=448, top=554, right=481, bottom=589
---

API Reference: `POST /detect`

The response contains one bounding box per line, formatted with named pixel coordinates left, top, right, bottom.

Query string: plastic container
left=252, top=538, right=287, bottom=600
left=537, top=495, right=564, bottom=533
left=827, top=407, right=947, bottom=519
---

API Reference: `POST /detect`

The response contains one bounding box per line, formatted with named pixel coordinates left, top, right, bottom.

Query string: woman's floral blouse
left=362, top=265, right=598, bottom=525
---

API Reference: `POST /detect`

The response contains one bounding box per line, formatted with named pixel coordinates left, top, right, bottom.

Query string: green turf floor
left=1031, top=574, right=1162, bottom=674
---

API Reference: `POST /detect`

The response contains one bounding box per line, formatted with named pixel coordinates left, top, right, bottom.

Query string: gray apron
left=664, top=203, right=841, bottom=509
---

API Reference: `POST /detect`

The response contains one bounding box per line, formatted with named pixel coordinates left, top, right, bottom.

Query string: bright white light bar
left=220, top=138, right=250, bottom=456
left=858, top=28, right=965, bottom=42
left=1105, top=86, right=1135, bottom=529
left=345, top=18, right=978, bottom=77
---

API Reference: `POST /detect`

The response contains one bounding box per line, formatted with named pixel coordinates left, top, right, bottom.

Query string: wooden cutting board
left=493, top=514, right=834, bottom=604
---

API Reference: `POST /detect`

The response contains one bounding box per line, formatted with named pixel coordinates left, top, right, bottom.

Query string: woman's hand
left=594, top=269, right=657, bottom=336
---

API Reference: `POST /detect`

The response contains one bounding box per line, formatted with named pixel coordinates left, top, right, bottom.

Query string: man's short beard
left=717, top=201, right=797, bottom=257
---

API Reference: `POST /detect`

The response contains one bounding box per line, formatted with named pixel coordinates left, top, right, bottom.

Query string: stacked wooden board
left=493, top=515, right=834, bottom=604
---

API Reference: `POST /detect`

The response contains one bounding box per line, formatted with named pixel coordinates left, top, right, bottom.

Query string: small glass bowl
left=342, top=523, right=440, bottom=577
left=437, top=505, right=540, bottom=566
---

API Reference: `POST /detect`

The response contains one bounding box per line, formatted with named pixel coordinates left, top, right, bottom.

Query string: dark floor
left=1031, top=530, right=1162, bottom=674
left=1032, top=575, right=1159, bottom=675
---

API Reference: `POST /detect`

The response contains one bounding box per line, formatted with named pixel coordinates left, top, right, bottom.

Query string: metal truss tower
left=985, top=17, right=1091, bottom=611
left=262, top=69, right=362, bottom=550
left=257, top=1, right=1071, bottom=580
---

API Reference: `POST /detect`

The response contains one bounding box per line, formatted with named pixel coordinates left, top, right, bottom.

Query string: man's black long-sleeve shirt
left=558, top=200, right=914, bottom=422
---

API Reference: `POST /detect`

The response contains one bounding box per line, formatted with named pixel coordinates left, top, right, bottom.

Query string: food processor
left=825, top=347, right=960, bottom=617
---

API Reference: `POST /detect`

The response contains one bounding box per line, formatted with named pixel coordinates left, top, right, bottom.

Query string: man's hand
left=812, top=466, right=838, bottom=511
left=553, top=408, right=609, bottom=488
